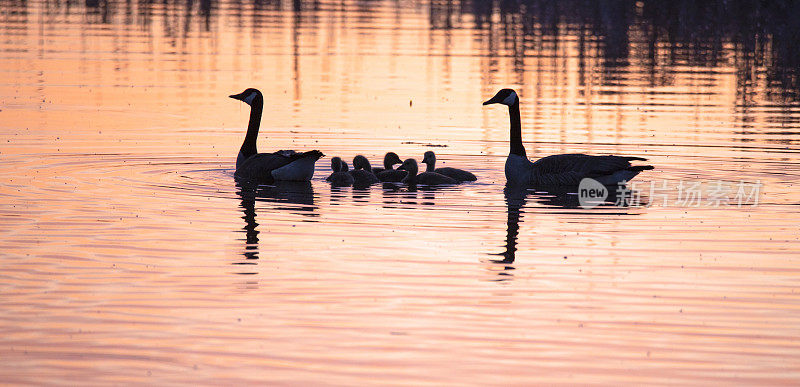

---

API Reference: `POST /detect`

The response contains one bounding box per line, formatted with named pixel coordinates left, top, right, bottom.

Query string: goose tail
left=298, top=150, right=325, bottom=160
left=627, top=165, right=654, bottom=172
left=589, top=165, right=653, bottom=186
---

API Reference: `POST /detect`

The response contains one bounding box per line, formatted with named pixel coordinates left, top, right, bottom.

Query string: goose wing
left=531, top=154, right=648, bottom=186
left=236, top=150, right=323, bottom=182
left=349, top=169, right=380, bottom=185
left=418, top=171, right=458, bottom=185
left=327, top=172, right=354, bottom=186
left=376, top=168, right=407, bottom=182
left=434, top=167, right=477, bottom=182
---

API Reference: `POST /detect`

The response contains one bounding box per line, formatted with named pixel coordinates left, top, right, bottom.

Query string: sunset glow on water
left=1, top=0, right=800, bottom=384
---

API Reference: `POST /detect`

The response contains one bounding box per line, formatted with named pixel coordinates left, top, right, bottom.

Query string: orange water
left=1, top=0, right=800, bottom=384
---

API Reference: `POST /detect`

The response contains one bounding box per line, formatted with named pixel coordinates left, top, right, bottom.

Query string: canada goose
left=229, top=88, right=323, bottom=183
left=326, top=157, right=354, bottom=186
left=421, top=151, right=477, bottom=182
left=483, top=89, right=653, bottom=186
left=349, top=155, right=380, bottom=186
left=371, top=152, right=403, bottom=174
left=397, top=158, right=458, bottom=185
left=374, top=152, right=407, bottom=182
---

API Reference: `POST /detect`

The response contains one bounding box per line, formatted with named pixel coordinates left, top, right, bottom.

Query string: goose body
left=371, top=152, right=403, bottom=174
left=349, top=155, right=380, bottom=186
left=326, top=157, right=354, bottom=186
left=376, top=168, right=407, bottom=182
left=374, top=152, right=407, bottom=182
left=398, top=158, right=458, bottom=186
left=483, top=89, right=652, bottom=187
left=230, top=88, right=323, bottom=183
left=421, top=151, right=477, bottom=182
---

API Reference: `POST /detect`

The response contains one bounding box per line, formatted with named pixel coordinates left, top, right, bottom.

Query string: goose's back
left=349, top=169, right=380, bottom=186
left=376, top=169, right=407, bottom=182
left=236, top=150, right=323, bottom=183
left=434, top=167, right=476, bottom=182
left=529, top=153, right=648, bottom=186
left=417, top=171, right=458, bottom=185
left=235, top=152, right=294, bottom=182
left=532, top=154, right=635, bottom=174
left=327, top=171, right=354, bottom=186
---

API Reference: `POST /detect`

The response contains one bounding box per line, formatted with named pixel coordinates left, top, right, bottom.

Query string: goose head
left=330, top=157, right=343, bottom=172
left=421, top=151, right=436, bottom=171
left=483, top=88, right=518, bottom=106
left=383, top=152, right=403, bottom=169
left=396, top=158, right=418, bottom=177
left=229, top=88, right=263, bottom=106
left=352, top=155, right=373, bottom=172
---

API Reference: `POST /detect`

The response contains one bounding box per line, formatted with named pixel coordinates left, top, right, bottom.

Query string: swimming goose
left=326, top=157, right=354, bottom=186
left=349, top=155, right=380, bottom=186
left=421, top=151, right=477, bottom=182
left=397, top=158, right=458, bottom=185
left=483, top=89, right=653, bottom=186
left=230, top=88, right=323, bottom=183
left=374, top=152, right=407, bottom=182
left=372, top=152, right=403, bottom=174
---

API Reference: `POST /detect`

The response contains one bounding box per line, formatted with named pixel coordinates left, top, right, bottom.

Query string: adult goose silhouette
left=483, top=89, right=652, bottom=186
left=230, top=88, right=323, bottom=183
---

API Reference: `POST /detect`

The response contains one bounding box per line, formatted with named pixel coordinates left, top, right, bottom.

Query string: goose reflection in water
left=489, top=184, right=639, bottom=281
left=235, top=181, right=317, bottom=270
left=352, top=184, right=372, bottom=203
left=379, top=181, right=448, bottom=209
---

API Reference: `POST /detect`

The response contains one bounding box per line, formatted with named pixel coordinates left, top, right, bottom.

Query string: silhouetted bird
left=229, top=88, right=323, bottom=183
left=483, top=88, right=652, bottom=186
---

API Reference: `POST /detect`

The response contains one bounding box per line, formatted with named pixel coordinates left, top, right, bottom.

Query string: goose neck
left=403, top=167, right=417, bottom=184
left=509, top=102, right=526, bottom=158
left=240, top=99, right=263, bottom=158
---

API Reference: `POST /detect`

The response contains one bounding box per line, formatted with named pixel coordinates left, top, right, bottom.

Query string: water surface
left=2, top=0, right=800, bottom=384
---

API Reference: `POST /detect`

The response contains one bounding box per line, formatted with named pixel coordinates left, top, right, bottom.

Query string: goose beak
left=483, top=91, right=511, bottom=105
left=229, top=93, right=243, bottom=101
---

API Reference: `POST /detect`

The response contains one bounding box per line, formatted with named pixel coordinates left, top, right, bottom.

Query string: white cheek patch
left=244, top=93, right=256, bottom=105
left=502, top=91, right=518, bottom=105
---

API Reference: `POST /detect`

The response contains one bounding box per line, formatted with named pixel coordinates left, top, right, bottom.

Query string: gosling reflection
left=378, top=182, right=447, bottom=208
left=352, top=185, right=371, bottom=203
left=235, top=181, right=317, bottom=268
left=380, top=184, right=419, bottom=208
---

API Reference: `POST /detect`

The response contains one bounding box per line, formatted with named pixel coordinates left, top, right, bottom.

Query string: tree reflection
left=14, top=0, right=800, bottom=101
